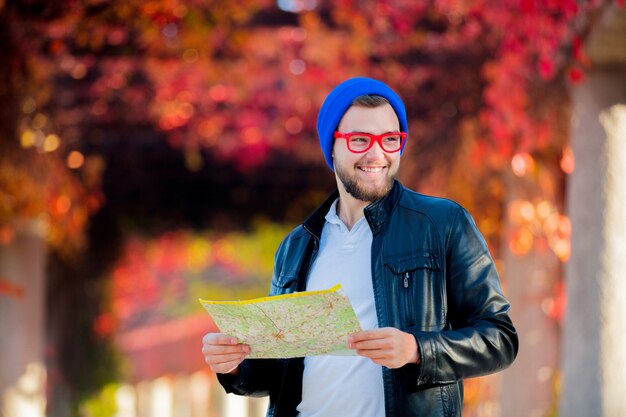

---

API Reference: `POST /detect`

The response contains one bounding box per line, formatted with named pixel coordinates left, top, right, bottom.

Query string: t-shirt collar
left=324, top=198, right=368, bottom=230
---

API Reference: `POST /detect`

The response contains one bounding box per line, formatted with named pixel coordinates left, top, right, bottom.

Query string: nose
left=365, top=139, right=386, bottom=159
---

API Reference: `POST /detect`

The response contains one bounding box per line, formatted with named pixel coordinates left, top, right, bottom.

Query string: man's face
left=333, top=104, right=401, bottom=203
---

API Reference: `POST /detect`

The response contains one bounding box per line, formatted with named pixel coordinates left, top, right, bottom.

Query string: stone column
left=559, top=4, right=626, bottom=416
left=0, top=220, right=47, bottom=417
left=560, top=73, right=626, bottom=417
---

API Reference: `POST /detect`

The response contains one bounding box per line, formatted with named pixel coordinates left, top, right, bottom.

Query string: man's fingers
left=202, top=333, right=249, bottom=353
left=208, top=358, right=245, bottom=374
left=348, top=327, right=419, bottom=369
left=202, top=332, right=250, bottom=374
left=351, top=338, right=391, bottom=351
left=348, top=328, right=396, bottom=349
left=202, top=345, right=249, bottom=357
left=355, top=348, right=388, bottom=360
left=202, top=341, right=249, bottom=354
left=204, top=351, right=249, bottom=365
left=202, top=333, right=238, bottom=345
left=349, top=329, right=389, bottom=342
left=353, top=341, right=394, bottom=358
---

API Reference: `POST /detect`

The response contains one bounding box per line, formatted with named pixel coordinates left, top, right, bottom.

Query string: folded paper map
left=199, top=284, right=362, bottom=358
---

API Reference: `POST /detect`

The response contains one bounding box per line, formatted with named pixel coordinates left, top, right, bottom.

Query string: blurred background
left=1, top=0, right=625, bottom=416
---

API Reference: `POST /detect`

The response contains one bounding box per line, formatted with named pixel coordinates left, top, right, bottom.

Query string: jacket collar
left=303, top=179, right=403, bottom=239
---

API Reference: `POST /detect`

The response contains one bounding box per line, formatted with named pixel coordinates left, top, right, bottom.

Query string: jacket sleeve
left=217, top=358, right=284, bottom=397
left=408, top=206, right=518, bottom=386
left=217, top=233, right=297, bottom=397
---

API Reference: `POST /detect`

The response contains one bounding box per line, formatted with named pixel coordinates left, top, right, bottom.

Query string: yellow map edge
left=198, top=283, right=342, bottom=305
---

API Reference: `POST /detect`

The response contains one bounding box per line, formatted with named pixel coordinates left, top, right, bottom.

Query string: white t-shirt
left=296, top=199, right=385, bottom=417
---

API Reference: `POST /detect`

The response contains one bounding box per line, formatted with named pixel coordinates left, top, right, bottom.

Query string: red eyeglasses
left=334, top=131, right=407, bottom=153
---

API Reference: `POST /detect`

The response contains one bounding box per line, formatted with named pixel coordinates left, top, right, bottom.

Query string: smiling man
left=202, top=77, right=518, bottom=417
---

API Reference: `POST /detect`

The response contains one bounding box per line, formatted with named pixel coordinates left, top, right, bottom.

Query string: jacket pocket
left=384, top=251, right=440, bottom=275
left=384, top=251, right=443, bottom=329
left=440, top=383, right=461, bottom=416
left=270, top=269, right=298, bottom=295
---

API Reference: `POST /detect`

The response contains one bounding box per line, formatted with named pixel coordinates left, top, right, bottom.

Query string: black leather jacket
left=218, top=180, right=518, bottom=417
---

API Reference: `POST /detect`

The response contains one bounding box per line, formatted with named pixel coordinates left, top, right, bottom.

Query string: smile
left=359, top=166, right=386, bottom=173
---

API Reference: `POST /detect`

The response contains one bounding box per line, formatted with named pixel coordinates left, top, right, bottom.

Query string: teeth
left=360, top=167, right=384, bottom=173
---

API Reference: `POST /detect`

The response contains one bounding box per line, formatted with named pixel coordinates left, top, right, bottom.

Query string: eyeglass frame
left=333, top=131, right=407, bottom=153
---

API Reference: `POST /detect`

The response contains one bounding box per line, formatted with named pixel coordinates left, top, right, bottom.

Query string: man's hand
left=347, top=327, right=420, bottom=369
left=202, top=333, right=250, bottom=374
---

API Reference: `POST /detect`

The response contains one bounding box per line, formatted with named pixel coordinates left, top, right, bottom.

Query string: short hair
left=351, top=94, right=390, bottom=108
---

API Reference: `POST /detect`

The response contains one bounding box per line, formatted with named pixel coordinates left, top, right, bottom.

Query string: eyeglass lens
left=348, top=134, right=403, bottom=152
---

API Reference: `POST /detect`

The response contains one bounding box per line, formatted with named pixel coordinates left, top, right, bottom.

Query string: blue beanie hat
left=316, top=77, right=409, bottom=171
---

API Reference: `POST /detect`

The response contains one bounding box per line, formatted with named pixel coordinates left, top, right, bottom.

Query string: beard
left=335, top=162, right=396, bottom=202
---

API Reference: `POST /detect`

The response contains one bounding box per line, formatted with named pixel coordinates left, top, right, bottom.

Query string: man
left=202, top=77, right=518, bottom=417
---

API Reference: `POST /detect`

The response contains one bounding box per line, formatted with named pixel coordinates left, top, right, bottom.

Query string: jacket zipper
left=402, top=271, right=412, bottom=327
left=300, top=223, right=320, bottom=291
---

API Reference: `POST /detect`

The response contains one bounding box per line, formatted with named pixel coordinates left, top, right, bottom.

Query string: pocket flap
left=273, top=270, right=298, bottom=289
left=384, top=252, right=440, bottom=274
